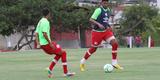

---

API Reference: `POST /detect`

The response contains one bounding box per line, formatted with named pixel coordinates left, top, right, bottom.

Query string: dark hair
left=101, top=0, right=109, bottom=2
left=42, top=8, right=50, bottom=16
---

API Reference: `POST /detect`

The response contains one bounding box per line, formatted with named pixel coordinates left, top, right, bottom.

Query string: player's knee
left=56, top=50, right=64, bottom=56
left=112, top=41, right=118, bottom=49
left=60, top=50, right=67, bottom=56
left=89, top=47, right=97, bottom=53
left=56, top=47, right=63, bottom=56
left=62, top=51, right=66, bottom=55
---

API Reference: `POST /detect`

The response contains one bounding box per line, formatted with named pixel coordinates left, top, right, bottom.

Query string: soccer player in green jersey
left=35, top=8, right=75, bottom=78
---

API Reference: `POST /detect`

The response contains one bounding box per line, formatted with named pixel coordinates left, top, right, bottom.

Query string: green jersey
left=35, top=17, right=51, bottom=45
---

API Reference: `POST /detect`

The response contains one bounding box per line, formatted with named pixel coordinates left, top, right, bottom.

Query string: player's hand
left=37, top=42, right=40, bottom=48
left=108, top=27, right=112, bottom=31
left=98, top=23, right=105, bottom=29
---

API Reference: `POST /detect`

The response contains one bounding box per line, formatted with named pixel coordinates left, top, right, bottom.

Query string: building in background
left=76, top=0, right=99, bottom=6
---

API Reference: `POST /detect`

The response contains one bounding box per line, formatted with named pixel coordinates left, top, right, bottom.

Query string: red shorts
left=40, top=42, right=62, bottom=55
left=91, top=29, right=114, bottom=47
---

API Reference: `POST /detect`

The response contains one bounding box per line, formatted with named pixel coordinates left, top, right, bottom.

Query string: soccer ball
left=103, top=64, right=114, bottom=73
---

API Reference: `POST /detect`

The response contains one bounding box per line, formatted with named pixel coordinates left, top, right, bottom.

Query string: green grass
left=0, top=47, right=160, bottom=80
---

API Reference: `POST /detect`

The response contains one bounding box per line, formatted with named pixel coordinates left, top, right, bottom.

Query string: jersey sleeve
left=91, top=8, right=101, bottom=20
left=41, top=20, right=49, bottom=33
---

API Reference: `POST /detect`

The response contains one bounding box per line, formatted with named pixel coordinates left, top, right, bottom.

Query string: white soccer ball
left=103, top=64, right=114, bottom=73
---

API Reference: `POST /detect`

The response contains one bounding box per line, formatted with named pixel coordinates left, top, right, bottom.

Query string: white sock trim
left=62, top=62, right=67, bottom=65
left=52, top=59, right=58, bottom=63
left=80, top=58, right=86, bottom=64
left=87, top=51, right=91, bottom=55
left=112, top=50, right=117, bottom=53
left=112, top=59, right=117, bottom=65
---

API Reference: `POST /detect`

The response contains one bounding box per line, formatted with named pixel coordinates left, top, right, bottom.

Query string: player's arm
left=35, top=32, right=40, bottom=45
left=90, top=8, right=105, bottom=29
left=42, top=32, right=56, bottom=50
left=35, top=25, right=40, bottom=47
left=42, top=32, right=51, bottom=44
left=90, top=19, right=105, bottom=29
left=42, top=21, right=56, bottom=50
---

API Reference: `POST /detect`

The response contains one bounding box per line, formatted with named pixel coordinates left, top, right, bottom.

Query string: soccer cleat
left=63, top=72, right=75, bottom=77
left=46, top=68, right=53, bottom=78
left=112, top=64, right=124, bottom=70
left=80, top=64, right=85, bottom=71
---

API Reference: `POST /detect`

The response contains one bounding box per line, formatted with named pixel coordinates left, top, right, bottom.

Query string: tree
left=50, top=2, right=93, bottom=32
left=0, top=0, right=48, bottom=50
left=117, top=2, right=160, bottom=46
left=119, top=2, right=159, bottom=35
left=151, top=15, right=160, bottom=31
left=0, top=0, right=95, bottom=49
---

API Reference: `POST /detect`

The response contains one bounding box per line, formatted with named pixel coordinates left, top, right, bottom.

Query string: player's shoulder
left=41, top=18, right=49, bottom=22
left=94, top=7, right=111, bottom=12
left=38, top=18, right=49, bottom=24
left=95, top=7, right=101, bottom=12
left=106, top=7, right=111, bottom=11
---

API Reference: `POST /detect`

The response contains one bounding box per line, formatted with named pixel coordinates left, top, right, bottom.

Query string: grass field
left=0, top=47, right=160, bottom=80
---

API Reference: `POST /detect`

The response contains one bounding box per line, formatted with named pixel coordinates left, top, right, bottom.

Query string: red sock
left=61, top=51, right=68, bottom=74
left=62, top=65, right=67, bottom=74
left=49, top=55, right=61, bottom=71
left=112, top=42, right=118, bottom=60
left=84, top=47, right=97, bottom=60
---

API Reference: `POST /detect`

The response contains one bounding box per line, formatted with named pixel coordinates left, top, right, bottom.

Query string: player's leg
left=80, top=31, right=102, bottom=71
left=47, top=55, right=61, bottom=78
left=82, top=47, right=98, bottom=60
left=110, top=39, right=118, bottom=65
left=49, top=55, right=61, bottom=71
left=41, top=42, right=65, bottom=78
left=80, top=47, right=98, bottom=71
left=41, top=43, right=62, bottom=78
left=52, top=42, right=75, bottom=77
left=106, top=36, right=123, bottom=70
left=60, top=51, right=75, bottom=77
left=104, top=30, right=123, bottom=70
left=110, top=39, right=123, bottom=70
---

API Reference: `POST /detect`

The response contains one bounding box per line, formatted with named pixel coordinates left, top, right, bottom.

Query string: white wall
left=157, top=0, right=160, bottom=9
left=0, top=33, right=21, bottom=49
left=0, top=35, right=7, bottom=49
